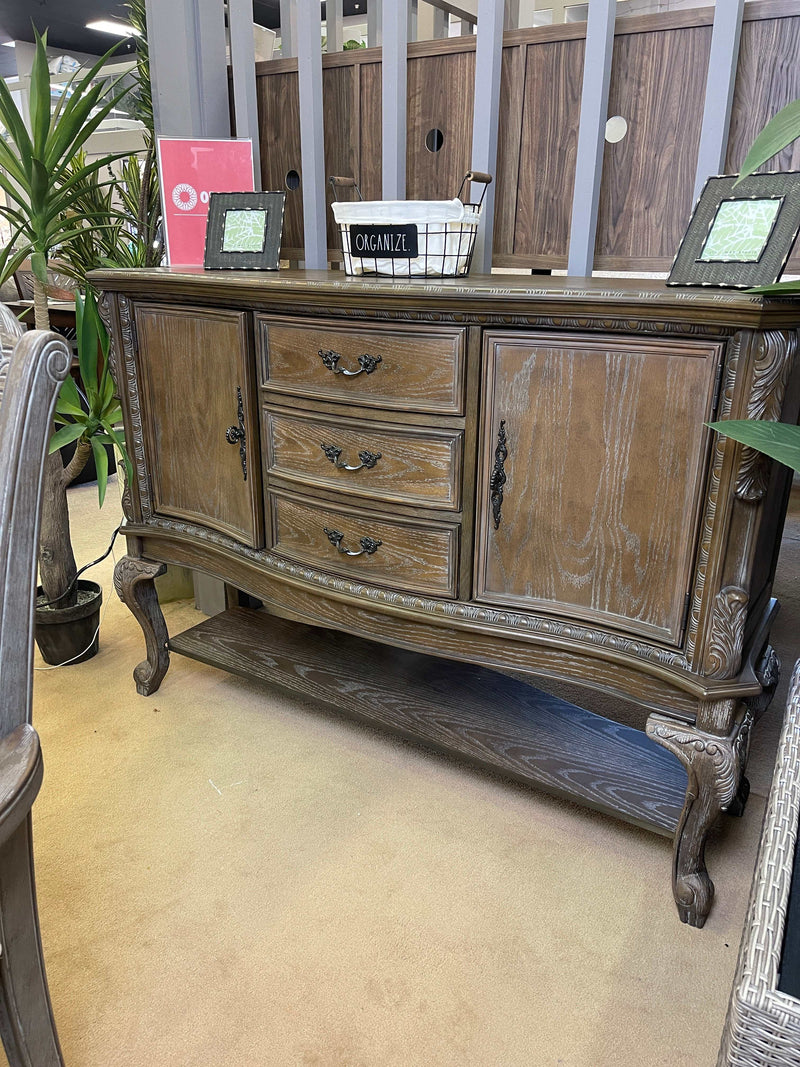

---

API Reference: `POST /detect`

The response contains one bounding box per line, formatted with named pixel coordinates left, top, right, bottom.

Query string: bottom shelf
left=169, top=607, right=687, bottom=836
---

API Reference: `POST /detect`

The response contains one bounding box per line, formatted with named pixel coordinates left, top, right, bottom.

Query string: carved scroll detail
left=734, top=330, right=798, bottom=501
left=703, top=586, right=749, bottom=680
left=114, top=555, right=169, bottom=695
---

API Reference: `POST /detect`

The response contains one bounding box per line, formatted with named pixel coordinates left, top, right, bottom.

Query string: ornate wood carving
left=116, top=295, right=152, bottom=521
left=646, top=709, right=752, bottom=927
left=113, top=555, right=169, bottom=695
left=684, top=333, right=743, bottom=669
left=703, top=586, right=749, bottom=680
left=735, top=330, right=798, bottom=501
left=744, top=644, right=781, bottom=722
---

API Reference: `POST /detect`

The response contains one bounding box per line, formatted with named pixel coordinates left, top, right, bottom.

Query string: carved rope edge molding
left=116, top=294, right=152, bottom=520
left=146, top=515, right=694, bottom=673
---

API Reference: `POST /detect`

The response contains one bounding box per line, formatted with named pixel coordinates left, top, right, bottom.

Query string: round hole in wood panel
left=425, top=128, right=444, bottom=153
left=605, top=116, right=628, bottom=143
left=285, top=169, right=301, bottom=190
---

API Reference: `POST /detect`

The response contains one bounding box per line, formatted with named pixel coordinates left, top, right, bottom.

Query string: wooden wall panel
left=359, top=60, right=382, bottom=200
left=492, top=43, right=525, bottom=259
left=322, top=64, right=360, bottom=249
left=726, top=14, right=800, bottom=271
left=512, top=38, right=584, bottom=264
left=406, top=50, right=475, bottom=201
left=594, top=24, right=711, bottom=269
left=256, top=71, right=303, bottom=252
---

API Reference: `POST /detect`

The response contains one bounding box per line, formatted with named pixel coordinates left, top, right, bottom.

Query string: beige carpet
left=12, top=477, right=799, bottom=1067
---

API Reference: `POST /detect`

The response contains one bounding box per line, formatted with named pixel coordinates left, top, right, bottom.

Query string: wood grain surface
left=268, top=489, right=460, bottom=597
left=406, top=49, right=474, bottom=202
left=258, top=316, right=466, bottom=413
left=135, top=305, right=264, bottom=547
left=264, top=407, right=463, bottom=509
left=596, top=23, right=711, bottom=265
left=476, top=332, right=722, bottom=644
left=169, top=607, right=688, bottom=835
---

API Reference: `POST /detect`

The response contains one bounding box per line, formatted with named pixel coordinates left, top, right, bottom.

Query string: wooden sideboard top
left=90, top=267, right=800, bottom=331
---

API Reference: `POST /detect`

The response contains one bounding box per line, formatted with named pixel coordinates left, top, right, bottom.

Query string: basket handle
left=458, top=172, right=493, bottom=209
left=329, top=176, right=364, bottom=202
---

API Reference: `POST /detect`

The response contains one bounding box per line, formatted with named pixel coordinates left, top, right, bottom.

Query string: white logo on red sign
left=172, top=183, right=198, bottom=211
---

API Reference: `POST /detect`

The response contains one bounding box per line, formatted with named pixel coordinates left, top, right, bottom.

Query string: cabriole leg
left=646, top=709, right=752, bottom=928
left=114, top=555, right=169, bottom=696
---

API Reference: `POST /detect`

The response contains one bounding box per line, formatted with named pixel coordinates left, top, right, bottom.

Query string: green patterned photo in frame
left=222, top=209, right=268, bottom=253
left=698, top=197, right=782, bottom=263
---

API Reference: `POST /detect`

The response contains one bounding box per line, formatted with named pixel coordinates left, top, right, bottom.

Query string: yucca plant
left=0, top=28, right=131, bottom=605
left=707, top=99, right=800, bottom=473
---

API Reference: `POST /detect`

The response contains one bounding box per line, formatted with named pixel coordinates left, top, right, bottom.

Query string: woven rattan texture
left=719, top=658, right=800, bottom=1066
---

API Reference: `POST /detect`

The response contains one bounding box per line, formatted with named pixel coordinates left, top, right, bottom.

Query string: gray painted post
left=297, top=0, right=328, bottom=268
left=566, top=0, right=616, bottom=277
left=504, top=0, right=520, bottom=30
left=693, top=0, right=746, bottom=201
left=409, top=0, right=418, bottom=42
left=328, top=0, right=344, bottom=52
left=433, top=7, right=449, bottom=38
left=368, top=1, right=383, bottom=46
left=146, top=0, right=229, bottom=137
left=469, top=0, right=504, bottom=274
left=229, top=0, right=261, bottom=189
left=279, top=0, right=296, bottom=57
left=383, top=0, right=408, bottom=200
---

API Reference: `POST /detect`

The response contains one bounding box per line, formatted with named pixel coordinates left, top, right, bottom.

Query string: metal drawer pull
left=318, top=349, right=383, bottom=377
left=321, top=443, right=382, bottom=471
left=489, top=419, right=507, bottom=529
left=323, top=527, right=383, bottom=556
left=225, top=386, right=247, bottom=481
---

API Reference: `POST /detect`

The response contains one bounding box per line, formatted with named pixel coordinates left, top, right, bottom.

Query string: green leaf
left=747, top=279, right=800, bottom=295
left=30, top=251, right=48, bottom=286
left=736, top=99, right=800, bottom=184
left=48, top=422, right=86, bottom=453
left=28, top=31, right=52, bottom=157
left=102, top=423, right=133, bottom=485
left=91, top=436, right=109, bottom=507
left=707, top=420, right=800, bottom=472
left=56, top=373, right=83, bottom=410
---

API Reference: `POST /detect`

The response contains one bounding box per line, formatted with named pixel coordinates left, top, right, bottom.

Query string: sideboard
left=92, top=267, right=800, bottom=927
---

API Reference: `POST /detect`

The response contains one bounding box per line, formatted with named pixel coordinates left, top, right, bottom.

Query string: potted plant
left=0, top=29, right=133, bottom=660
left=708, top=100, right=800, bottom=469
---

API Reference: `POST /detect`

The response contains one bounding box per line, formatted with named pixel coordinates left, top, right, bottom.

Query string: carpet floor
left=11, top=476, right=800, bottom=1067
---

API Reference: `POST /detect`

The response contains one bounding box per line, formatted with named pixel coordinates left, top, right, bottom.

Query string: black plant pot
left=34, top=579, right=102, bottom=666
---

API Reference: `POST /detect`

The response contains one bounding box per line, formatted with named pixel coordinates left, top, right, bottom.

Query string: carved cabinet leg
left=114, top=555, right=169, bottom=696
left=646, top=710, right=752, bottom=928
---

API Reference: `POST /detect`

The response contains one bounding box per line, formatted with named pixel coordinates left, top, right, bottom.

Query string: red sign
left=156, top=138, right=255, bottom=266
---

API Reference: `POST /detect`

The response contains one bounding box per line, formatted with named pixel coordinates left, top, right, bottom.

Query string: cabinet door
left=475, top=332, right=722, bottom=645
left=135, top=304, right=263, bottom=548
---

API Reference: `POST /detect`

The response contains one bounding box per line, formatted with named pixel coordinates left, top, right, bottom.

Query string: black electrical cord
left=38, top=524, right=122, bottom=608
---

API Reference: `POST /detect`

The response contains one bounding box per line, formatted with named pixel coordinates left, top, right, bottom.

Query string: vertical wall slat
left=280, top=0, right=296, bottom=57
left=566, top=0, right=616, bottom=277
left=470, top=0, right=506, bottom=274
left=368, top=2, right=384, bottom=46
left=328, top=0, right=344, bottom=52
left=229, top=0, right=261, bottom=188
left=693, top=0, right=745, bottom=200
left=297, top=0, right=328, bottom=267
left=146, top=0, right=229, bottom=137
left=383, top=0, right=409, bottom=199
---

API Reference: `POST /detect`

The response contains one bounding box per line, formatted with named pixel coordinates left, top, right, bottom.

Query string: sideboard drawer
left=257, top=316, right=466, bottom=414
left=268, top=491, right=460, bottom=597
left=264, top=409, right=463, bottom=510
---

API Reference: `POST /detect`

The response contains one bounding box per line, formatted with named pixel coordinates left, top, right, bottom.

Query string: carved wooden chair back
left=0, top=326, right=70, bottom=1066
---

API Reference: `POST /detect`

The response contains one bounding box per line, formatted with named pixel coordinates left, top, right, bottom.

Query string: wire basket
left=330, top=172, right=492, bottom=278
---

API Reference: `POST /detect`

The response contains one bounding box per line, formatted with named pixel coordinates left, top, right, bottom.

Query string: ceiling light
left=1, top=41, right=15, bottom=48
left=85, top=19, right=141, bottom=37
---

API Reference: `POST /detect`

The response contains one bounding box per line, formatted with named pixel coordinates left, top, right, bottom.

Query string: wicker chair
left=718, top=657, right=800, bottom=1066
left=0, top=327, right=71, bottom=1066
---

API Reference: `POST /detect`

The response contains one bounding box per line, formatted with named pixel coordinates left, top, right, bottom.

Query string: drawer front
left=258, top=316, right=466, bottom=414
left=265, top=409, right=463, bottom=510
left=269, top=492, right=459, bottom=597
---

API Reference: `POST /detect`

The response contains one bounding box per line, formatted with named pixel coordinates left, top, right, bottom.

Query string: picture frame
left=667, top=171, right=800, bottom=289
left=203, top=191, right=286, bottom=270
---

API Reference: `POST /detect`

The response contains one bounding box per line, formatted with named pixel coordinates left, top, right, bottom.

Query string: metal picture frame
left=203, top=191, right=286, bottom=270
left=667, top=171, right=800, bottom=289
